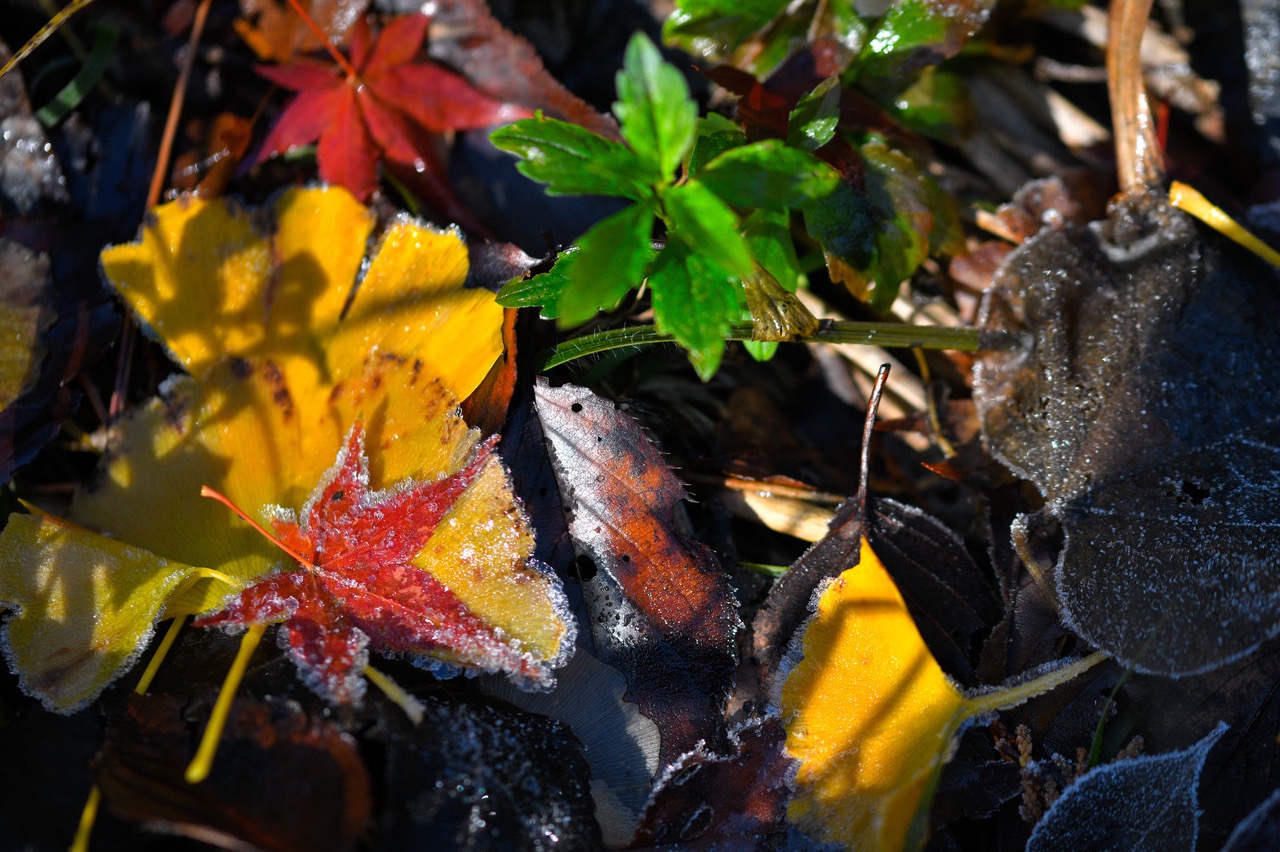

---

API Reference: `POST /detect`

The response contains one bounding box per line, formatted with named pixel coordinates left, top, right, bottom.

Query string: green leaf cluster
left=665, top=0, right=983, bottom=145
left=492, top=33, right=839, bottom=380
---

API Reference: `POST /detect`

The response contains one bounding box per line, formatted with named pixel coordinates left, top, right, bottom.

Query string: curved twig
left=1107, top=0, right=1164, bottom=193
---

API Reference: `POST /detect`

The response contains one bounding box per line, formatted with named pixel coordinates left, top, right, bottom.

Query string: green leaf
left=787, top=77, right=842, bottom=152
left=697, top=140, right=841, bottom=210
left=34, top=24, right=118, bottom=126
left=859, top=140, right=933, bottom=310
left=649, top=240, right=741, bottom=380
left=556, top=203, right=658, bottom=326
left=855, top=0, right=996, bottom=91
left=742, top=339, right=779, bottom=361
left=665, top=0, right=811, bottom=76
left=614, top=32, right=698, bottom=182
left=743, top=208, right=804, bottom=292
left=892, top=67, right=975, bottom=142
left=800, top=140, right=953, bottom=311
left=689, top=130, right=747, bottom=177
left=661, top=181, right=754, bottom=278
left=802, top=180, right=874, bottom=263
left=490, top=118, right=654, bottom=200
left=497, top=249, right=578, bottom=319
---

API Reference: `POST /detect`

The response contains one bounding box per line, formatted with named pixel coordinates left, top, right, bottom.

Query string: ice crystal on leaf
left=0, top=186, right=572, bottom=712
left=197, top=424, right=570, bottom=704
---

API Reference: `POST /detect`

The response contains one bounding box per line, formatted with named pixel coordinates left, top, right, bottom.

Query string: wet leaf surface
left=195, top=423, right=573, bottom=701
left=975, top=193, right=1280, bottom=676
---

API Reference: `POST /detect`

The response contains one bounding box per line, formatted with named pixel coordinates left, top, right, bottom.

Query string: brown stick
left=1107, top=0, right=1164, bottom=193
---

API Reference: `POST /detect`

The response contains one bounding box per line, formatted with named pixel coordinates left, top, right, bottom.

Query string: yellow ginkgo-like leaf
left=782, top=536, right=1104, bottom=850
left=0, top=510, right=209, bottom=712
left=0, top=186, right=572, bottom=713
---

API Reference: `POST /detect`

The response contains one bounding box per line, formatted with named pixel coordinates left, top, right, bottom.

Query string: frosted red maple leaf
left=195, top=423, right=558, bottom=705
left=255, top=12, right=529, bottom=201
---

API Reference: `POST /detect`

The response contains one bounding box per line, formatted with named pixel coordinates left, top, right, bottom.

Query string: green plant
left=492, top=29, right=981, bottom=380
left=493, top=33, right=847, bottom=379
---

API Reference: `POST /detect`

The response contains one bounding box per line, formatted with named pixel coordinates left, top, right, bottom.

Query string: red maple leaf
left=255, top=12, right=529, bottom=203
left=194, top=424, right=554, bottom=705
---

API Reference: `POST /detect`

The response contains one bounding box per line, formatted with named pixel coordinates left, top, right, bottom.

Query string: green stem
left=541, top=320, right=1003, bottom=370
left=965, top=651, right=1109, bottom=718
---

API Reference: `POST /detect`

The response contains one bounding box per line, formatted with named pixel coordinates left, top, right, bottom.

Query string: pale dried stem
left=1107, top=0, right=1164, bottom=193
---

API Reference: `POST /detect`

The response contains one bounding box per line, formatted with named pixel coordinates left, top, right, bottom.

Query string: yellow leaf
left=0, top=186, right=565, bottom=712
left=782, top=536, right=968, bottom=849
left=782, top=536, right=1105, bottom=849
left=99, top=187, right=375, bottom=376
left=0, top=240, right=54, bottom=411
left=0, top=511, right=221, bottom=711
left=416, top=456, right=566, bottom=664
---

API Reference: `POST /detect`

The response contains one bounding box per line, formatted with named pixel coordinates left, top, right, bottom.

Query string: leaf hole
left=680, top=804, right=714, bottom=841
left=572, top=553, right=597, bottom=581
left=1176, top=478, right=1213, bottom=506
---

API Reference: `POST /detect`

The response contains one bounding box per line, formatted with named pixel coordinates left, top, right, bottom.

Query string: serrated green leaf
left=557, top=203, right=657, bottom=326
left=892, top=67, right=975, bottom=142
left=689, top=130, right=747, bottom=177
left=860, top=140, right=932, bottom=310
left=614, top=32, right=697, bottom=182
left=697, top=140, right=841, bottom=210
left=743, top=208, right=803, bottom=292
left=698, top=112, right=744, bottom=136
left=802, top=180, right=874, bottom=262
left=661, top=181, right=754, bottom=278
left=788, top=77, right=842, bottom=152
left=497, top=249, right=578, bottom=318
left=855, top=0, right=996, bottom=91
left=649, top=240, right=741, bottom=380
left=490, top=118, right=654, bottom=200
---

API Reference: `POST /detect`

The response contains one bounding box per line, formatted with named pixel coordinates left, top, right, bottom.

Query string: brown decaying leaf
left=535, top=380, right=740, bottom=766
left=96, top=693, right=372, bottom=852
left=974, top=192, right=1280, bottom=676
left=631, top=717, right=792, bottom=848
left=427, top=0, right=619, bottom=140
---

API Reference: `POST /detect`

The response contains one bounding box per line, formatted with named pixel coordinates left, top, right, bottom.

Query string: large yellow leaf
left=0, top=511, right=207, bottom=712
left=782, top=536, right=1104, bottom=849
left=0, top=186, right=571, bottom=712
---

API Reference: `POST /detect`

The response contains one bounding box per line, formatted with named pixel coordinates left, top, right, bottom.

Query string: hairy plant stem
left=541, top=320, right=1001, bottom=370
